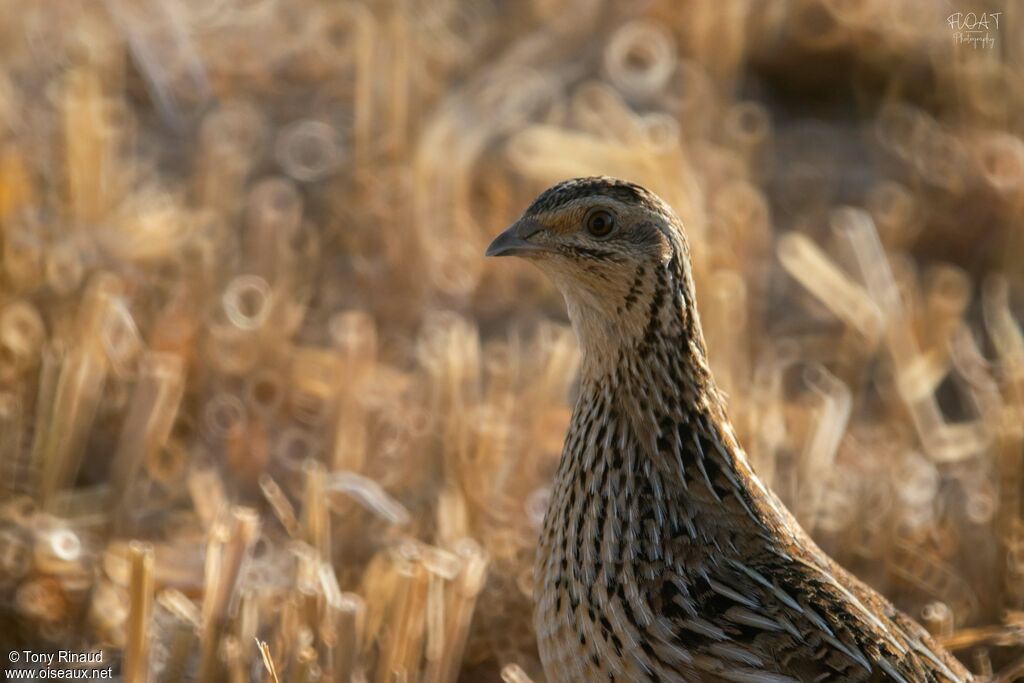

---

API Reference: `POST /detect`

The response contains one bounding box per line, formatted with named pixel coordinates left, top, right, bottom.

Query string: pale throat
left=563, top=271, right=695, bottom=383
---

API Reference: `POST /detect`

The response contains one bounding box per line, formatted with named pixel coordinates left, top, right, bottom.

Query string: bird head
left=487, top=177, right=696, bottom=363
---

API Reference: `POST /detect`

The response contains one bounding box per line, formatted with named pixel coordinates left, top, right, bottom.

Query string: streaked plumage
left=486, top=177, right=972, bottom=683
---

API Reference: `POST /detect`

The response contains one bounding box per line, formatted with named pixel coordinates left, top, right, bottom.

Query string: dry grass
left=0, top=0, right=1022, bottom=680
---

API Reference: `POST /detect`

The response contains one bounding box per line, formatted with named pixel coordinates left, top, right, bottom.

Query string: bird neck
left=564, top=263, right=781, bottom=534
left=569, top=258, right=717, bottom=441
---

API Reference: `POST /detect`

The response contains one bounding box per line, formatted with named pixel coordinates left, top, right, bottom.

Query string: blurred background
left=0, top=0, right=1022, bottom=680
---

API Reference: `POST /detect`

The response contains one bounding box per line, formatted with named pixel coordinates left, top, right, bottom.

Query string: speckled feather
left=506, top=178, right=972, bottom=683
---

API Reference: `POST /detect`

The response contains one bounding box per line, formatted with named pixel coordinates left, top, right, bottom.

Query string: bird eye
left=585, top=209, right=615, bottom=238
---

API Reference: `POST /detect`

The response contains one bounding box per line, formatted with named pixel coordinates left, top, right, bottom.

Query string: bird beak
left=485, top=218, right=550, bottom=257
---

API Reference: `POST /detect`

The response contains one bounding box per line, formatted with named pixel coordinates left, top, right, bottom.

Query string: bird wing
left=748, top=554, right=967, bottom=682
left=646, top=551, right=972, bottom=682
left=814, top=555, right=975, bottom=683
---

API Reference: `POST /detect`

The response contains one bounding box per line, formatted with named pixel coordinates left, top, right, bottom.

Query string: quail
left=486, top=177, right=972, bottom=683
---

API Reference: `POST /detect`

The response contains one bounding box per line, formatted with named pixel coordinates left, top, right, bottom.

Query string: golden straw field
left=0, top=0, right=1022, bottom=680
